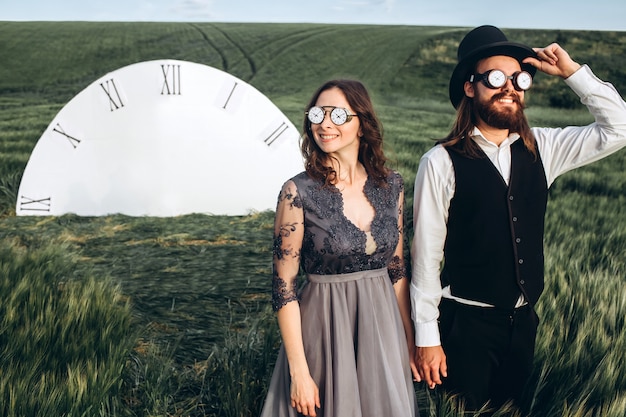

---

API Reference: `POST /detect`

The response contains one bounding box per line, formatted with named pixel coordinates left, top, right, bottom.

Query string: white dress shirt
left=410, top=65, right=626, bottom=347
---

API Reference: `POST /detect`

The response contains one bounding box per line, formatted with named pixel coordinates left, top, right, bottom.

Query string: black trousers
left=438, top=298, right=539, bottom=412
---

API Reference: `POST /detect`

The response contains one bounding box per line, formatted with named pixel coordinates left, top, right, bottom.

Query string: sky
left=2, top=0, right=626, bottom=32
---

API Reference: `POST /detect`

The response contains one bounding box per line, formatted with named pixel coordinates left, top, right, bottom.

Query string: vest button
left=513, top=217, right=518, bottom=222
left=520, top=279, right=525, bottom=285
left=518, top=259, right=524, bottom=264
left=509, top=196, right=514, bottom=200
left=516, top=238, right=521, bottom=243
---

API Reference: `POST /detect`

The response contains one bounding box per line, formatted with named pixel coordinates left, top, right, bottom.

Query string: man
left=410, top=25, right=626, bottom=412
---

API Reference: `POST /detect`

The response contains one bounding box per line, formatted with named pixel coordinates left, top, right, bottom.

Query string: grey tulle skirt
left=260, top=268, right=417, bottom=417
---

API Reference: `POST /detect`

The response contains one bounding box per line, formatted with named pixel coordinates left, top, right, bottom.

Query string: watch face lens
left=516, top=71, right=532, bottom=90
left=487, top=70, right=506, bottom=88
left=307, top=106, right=325, bottom=124
left=330, top=108, right=348, bottom=125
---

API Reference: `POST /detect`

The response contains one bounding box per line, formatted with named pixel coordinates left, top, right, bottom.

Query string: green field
left=0, top=22, right=625, bottom=416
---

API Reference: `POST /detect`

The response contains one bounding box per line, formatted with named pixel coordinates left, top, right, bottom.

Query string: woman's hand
left=290, top=373, right=321, bottom=416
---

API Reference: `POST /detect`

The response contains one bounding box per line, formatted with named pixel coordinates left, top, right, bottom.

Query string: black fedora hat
left=449, top=25, right=537, bottom=108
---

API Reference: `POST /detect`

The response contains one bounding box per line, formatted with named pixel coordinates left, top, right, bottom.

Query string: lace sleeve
left=388, top=255, right=408, bottom=285
left=272, top=180, right=304, bottom=312
left=388, top=174, right=409, bottom=285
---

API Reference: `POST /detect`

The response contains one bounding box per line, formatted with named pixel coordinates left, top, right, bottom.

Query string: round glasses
left=470, top=69, right=533, bottom=91
left=305, top=106, right=357, bottom=126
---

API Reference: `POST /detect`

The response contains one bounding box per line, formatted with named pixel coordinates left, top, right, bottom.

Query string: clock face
left=515, top=71, right=532, bottom=90
left=487, top=69, right=506, bottom=88
left=17, top=60, right=304, bottom=216
left=307, top=106, right=327, bottom=124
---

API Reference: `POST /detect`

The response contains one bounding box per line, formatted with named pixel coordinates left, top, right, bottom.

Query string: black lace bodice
left=272, top=170, right=407, bottom=311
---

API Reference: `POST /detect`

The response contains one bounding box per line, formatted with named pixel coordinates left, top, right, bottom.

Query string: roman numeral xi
left=100, top=78, right=124, bottom=111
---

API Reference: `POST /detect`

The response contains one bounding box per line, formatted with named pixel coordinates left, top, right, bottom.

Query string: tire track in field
left=190, top=23, right=256, bottom=78
left=399, top=27, right=463, bottom=68
left=244, top=25, right=343, bottom=83
left=250, top=25, right=339, bottom=59
left=186, top=23, right=230, bottom=73
left=189, top=24, right=339, bottom=83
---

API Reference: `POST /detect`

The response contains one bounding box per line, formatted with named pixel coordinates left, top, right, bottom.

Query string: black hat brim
left=449, top=42, right=538, bottom=108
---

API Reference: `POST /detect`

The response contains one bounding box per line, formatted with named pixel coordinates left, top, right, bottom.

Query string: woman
left=261, top=80, right=418, bottom=417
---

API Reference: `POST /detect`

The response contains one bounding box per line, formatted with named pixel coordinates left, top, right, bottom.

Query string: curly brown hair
left=301, top=79, right=389, bottom=187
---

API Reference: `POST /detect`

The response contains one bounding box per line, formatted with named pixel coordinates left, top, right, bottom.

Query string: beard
left=474, top=92, right=528, bottom=132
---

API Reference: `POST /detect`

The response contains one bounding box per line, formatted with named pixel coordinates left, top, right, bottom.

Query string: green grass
left=0, top=21, right=625, bottom=416
left=0, top=239, right=134, bottom=416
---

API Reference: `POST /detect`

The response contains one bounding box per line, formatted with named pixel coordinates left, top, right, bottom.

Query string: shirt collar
left=470, top=126, right=521, bottom=149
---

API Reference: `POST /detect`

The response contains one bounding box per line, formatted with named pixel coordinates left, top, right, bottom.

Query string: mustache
left=490, top=92, right=524, bottom=107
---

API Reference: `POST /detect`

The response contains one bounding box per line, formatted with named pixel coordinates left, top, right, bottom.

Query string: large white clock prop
left=17, top=60, right=303, bottom=216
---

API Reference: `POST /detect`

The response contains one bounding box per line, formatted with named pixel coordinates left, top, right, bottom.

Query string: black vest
left=442, top=139, right=548, bottom=308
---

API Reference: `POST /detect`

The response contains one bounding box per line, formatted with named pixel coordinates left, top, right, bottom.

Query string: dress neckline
left=330, top=174, right=375, bottom=236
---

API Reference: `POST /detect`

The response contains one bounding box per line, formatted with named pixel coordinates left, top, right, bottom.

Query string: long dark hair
left=301, top=79, right=389, bottom=187
left=439, top=72, right=537, bottom=159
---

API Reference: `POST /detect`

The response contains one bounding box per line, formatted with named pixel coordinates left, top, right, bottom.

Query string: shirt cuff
left=564, top=64, right=595, bottom=97
left=414, top=320, right=441, bottom=347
